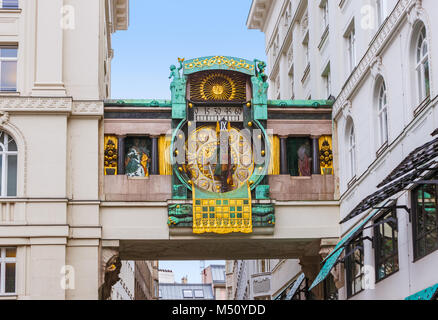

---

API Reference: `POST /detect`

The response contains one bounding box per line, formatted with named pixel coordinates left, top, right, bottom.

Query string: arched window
left=348, top=125, right=356, bottom=180
left=378, top=81, right=388, bottom=146
left=416, top=26, right=430, bottom=103
left=0, top=131, right=17, bottom=197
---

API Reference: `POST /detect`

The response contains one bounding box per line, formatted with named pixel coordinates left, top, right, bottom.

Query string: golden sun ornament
left=200, top=73, right=236, bottom=101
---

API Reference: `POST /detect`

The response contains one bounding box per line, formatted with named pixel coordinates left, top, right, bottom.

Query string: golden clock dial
left=186, top=125, right=254, bottom=193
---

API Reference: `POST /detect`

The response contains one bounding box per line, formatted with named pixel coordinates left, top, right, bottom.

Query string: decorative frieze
left=0, top=97, right=103, bottom=116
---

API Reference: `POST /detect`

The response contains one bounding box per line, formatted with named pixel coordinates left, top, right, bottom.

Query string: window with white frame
left=0, top=131, right=18, bottom=197
left=182, top=289, right=193, bottom=298
left=0, top=248, right=16, bottom=295
left=416, top=26, right=430, bottom=104
left=376, top=0, right=387, bottom=28
left=322, top=63, right=331, bottom=99
left=346, top=26, right=356, bottom=73
left=0, top=0, right=18, bottom=9
left=378, top=81, right=389, bottom=146
left=321, top=0, right=329, bottom=31
left=348, top=124, right=356, bottom=180
left=0, top=46, right=17, bottom=92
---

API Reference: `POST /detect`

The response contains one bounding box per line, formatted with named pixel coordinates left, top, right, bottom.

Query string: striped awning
left=405, top=284, right=438, bottom=300
left=309, top=200, right=395, bottom=291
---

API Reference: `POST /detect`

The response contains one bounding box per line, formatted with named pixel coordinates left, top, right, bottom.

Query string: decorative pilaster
left=280, top=136, right=288, bottom=175
left=117, top=136, right=126, bottom=175
left=32, top=0, right=66, bottom=96
left=151, top=136, right=159, bottom=175
left=312, top=137, right=320, bottom=175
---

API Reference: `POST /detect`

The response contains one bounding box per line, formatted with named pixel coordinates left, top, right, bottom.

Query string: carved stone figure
left=98, top=254, right=122, bottom=300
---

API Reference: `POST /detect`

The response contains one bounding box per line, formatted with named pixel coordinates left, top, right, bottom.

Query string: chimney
left=181, top=276, right=188, bottom=284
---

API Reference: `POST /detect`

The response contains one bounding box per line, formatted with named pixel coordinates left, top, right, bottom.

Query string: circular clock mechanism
left=186, top=125, right=254, bottom=193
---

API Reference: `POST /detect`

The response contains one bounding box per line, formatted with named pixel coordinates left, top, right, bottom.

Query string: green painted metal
left=170, top=59, right=187, bottom=119
left=183, top=56, right=256, bottom=76
left=255, top=185, right=270, bottom=200
left=248, top=119, right=270, bottom=191
left=268, top=100, right=334, bottom=108
left=105, top=99, right=172, bottom=107
left=251, top=60, right=269, bottom=120
left=168, top=203, right=275, bottom=228
left=309, top=199, right=395, bottom=291
left=405, top=284, right=438, bottom=300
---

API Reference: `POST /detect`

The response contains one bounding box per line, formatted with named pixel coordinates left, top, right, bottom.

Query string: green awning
left=405, top=284, right=438, bottom=300
left=309, top=200, right=394, bottom=291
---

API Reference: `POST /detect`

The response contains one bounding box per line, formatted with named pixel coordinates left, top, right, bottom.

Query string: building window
left=347, top=27, right=356, bottom=73
left=125, top=137, right=152, bottom=177
left=0, top=131, right=17, bottom=197
left=412, top=179, right=438, bottom=260
left=416, top=26, right=430, bottom=103
left=346, top=234, right=364, bottom=298
left=374, top=208, right=399, bottom=281
left=348, top=125, right=356, bottom=181
left=286, top=137, right=312, bottom=177
left=323, top=274, right=338, bottom=300
left=0, top=46, right=17, bottom=92
left=321, top=0, right=329, bottom=31
left=194, top=289, right=204, bottom=298
left=182, top=289, right=193, bottom=298
left=322, top=63, right=331, bottom=99
left=0, top=0, right=18, bottom=9
left=0, top=248, right=16, bottom=295
left=376, top=0, right=387, bottom=28
left=377, top=81, right=389, bottom=146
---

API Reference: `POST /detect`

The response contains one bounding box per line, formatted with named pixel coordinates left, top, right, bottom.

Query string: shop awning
left=285, top=273, right=306, bottom=300
left=309, top=200, right=394, bottom=291
left=405, top=284, right=438, bottom=300
left=341, top=136, right=438, bottom=224
left=273, top=273, right=306, bottom=300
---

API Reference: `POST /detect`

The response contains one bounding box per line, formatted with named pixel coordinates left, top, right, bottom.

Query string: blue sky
left=111, top=0, right=266, bottom=100
left=111, top=1, right=266, bottom=283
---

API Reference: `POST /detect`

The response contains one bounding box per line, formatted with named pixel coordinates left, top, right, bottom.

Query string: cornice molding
left=0, top=97, right=104, bottom=116
left=72, top=101, right=104, bottom=116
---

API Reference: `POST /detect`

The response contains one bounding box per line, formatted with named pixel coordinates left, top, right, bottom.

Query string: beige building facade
left=0, top=0, right=128, bottom=300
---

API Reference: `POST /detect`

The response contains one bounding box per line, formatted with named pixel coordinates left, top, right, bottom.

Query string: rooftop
left=159, top=283, right=214, bottom=300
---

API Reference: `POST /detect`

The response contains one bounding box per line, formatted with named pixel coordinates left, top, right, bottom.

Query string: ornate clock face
left=186, top=125, right=254, bottom=193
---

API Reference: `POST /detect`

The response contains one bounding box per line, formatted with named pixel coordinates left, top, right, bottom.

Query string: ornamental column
left=117, top=135, right=126, bottom=175
left=312, top=137, right=320, bottom=175
left=280, top=136, right=288, bottom=175
left=151, top=136, right=159, bottom=175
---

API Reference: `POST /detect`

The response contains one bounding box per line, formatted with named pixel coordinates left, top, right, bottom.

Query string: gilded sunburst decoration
left=190, top=71, right=247, bottom=102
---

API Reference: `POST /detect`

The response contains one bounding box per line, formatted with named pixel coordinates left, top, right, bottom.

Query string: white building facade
left=111, top=261, right=135, bottom=300
left=0, top=0, right=129, bottom=300
left=248, top=0, right=438, bottom=300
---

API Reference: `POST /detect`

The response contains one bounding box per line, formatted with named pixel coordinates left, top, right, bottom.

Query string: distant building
left=111, top=261, right=135, bottom=300
left=202, top=265, right=226, bottom=300
left=159, top=269, right=176, bottom=284
left=135, top=261, right=159, bottom=300
left=159, top=283, right=214, bottom=300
